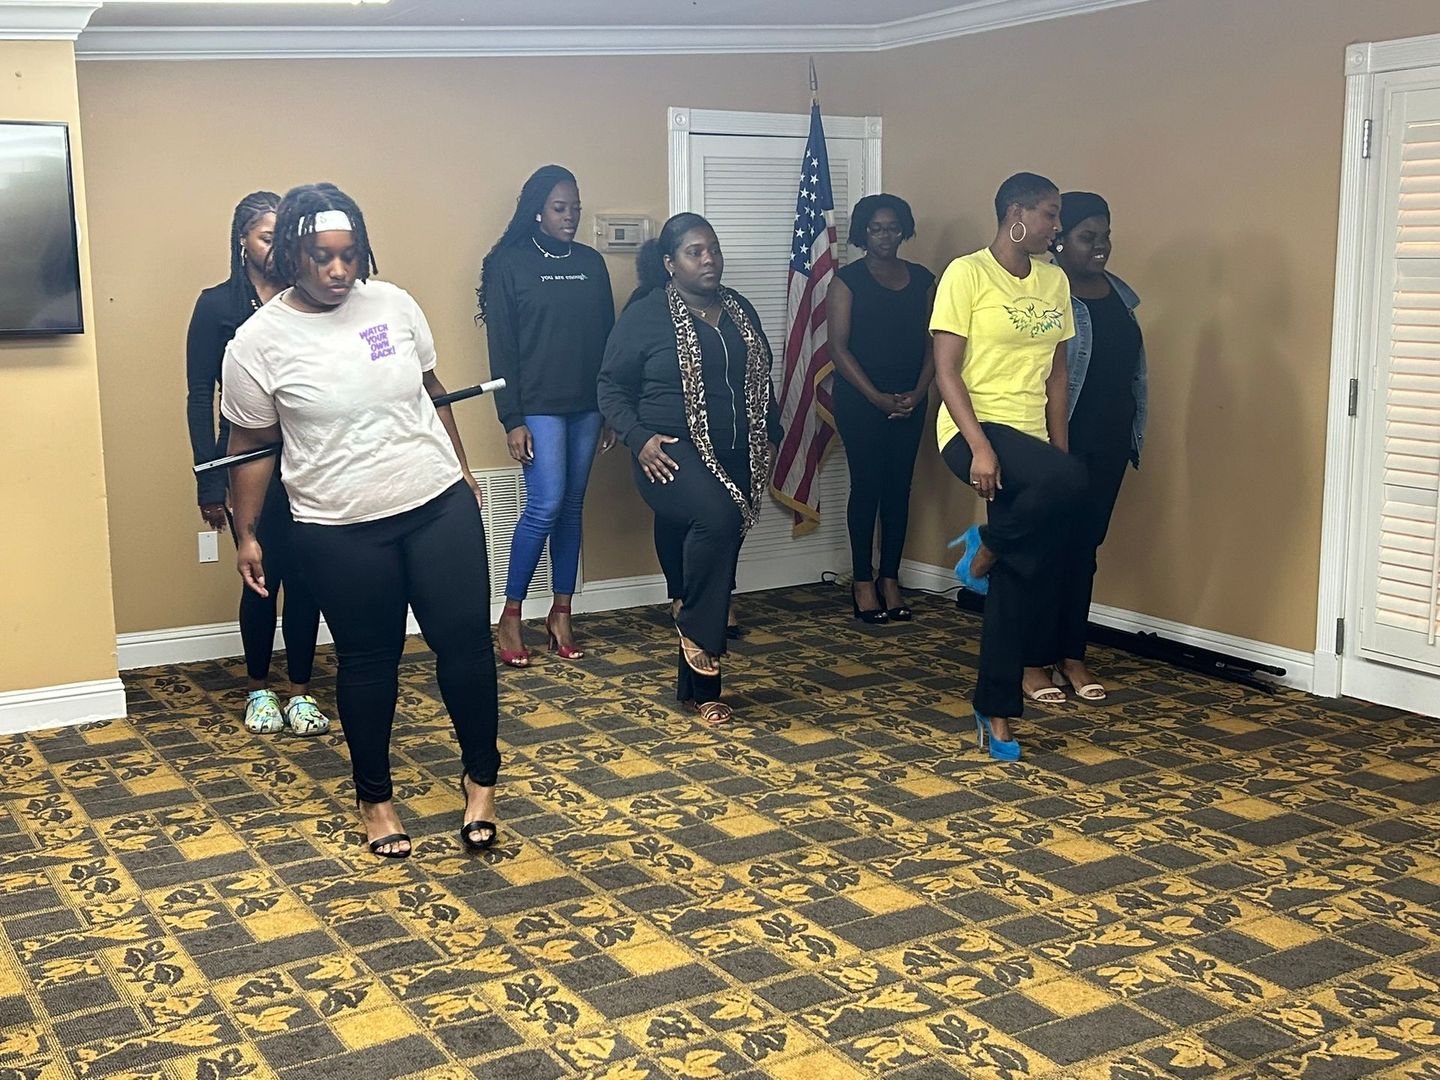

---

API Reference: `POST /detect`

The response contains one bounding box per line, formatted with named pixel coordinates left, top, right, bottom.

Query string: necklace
left=532, top=237, right=573, bottom=259
left=683, top=294, right=720, bottom=322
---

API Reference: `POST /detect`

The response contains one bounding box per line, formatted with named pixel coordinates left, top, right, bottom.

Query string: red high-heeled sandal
left=545, top=603, right=584, bottom=660
left=497, top=600, right=530, bottom=668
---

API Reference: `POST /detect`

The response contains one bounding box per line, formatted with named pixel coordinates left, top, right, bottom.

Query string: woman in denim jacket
left=1024, top=192, right=1147, bottom=703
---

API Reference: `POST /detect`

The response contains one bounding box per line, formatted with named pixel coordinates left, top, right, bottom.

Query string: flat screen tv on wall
left=0, top=121, right=84, bottom=337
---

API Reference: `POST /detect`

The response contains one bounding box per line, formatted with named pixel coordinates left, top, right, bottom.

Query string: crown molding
left=73, top=0, right=1153, bottom=60
left=879, top=0, right=1149, bottom=49
left=2, top=1, right=101, bottom=41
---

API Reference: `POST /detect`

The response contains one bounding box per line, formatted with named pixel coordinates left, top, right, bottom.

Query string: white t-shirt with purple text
left=221, top=278, right=463, bottom=525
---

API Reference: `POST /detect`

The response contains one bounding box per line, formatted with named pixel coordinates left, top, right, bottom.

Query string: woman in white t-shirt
left=222, top=183, right=500, bottom=859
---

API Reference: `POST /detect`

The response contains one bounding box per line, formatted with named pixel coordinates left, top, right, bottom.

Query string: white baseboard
left=118, top=575, right=677, bottom=671
left=0, top=678, right=128, bottom=735
left=118, top=618, right=337, bottom=671
left=899, top=559, right=1315, bottom=693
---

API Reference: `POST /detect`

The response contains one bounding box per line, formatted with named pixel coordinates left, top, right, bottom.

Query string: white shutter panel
left=686, top=132, right=867, bottom=590
left=1360, top=95, right=1440, bottom=668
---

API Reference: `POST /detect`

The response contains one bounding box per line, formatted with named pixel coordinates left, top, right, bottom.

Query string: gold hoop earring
left=1009, top=221, right=1027, bottom=243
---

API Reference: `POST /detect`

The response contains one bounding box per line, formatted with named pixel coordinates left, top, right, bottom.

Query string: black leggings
left=229, top=475, right=320, bottom=685
left=834, top=384, right=925, bottom=582
left=638, top=442, right=748, bottom=702
left=942, top=424, right=1085, bottom=719
left=293, top=481, right=500, bottom=803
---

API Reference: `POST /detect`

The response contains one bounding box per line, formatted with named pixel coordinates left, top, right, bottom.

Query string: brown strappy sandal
left=685, top=699, right=733, bottom=723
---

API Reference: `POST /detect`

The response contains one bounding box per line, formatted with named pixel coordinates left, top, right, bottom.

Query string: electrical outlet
left=198, top=531, right=219, bottom=564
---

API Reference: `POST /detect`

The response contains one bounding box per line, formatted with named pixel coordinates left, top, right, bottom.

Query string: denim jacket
left=1065, top=271, right=1148, bottom=467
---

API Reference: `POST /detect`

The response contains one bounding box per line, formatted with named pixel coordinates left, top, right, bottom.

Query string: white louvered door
left=684, top=129, right=870, bottom=591
left=1357, top=84, right=1440, bottom=672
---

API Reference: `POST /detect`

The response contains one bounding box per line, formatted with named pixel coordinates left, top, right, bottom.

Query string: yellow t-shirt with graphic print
left=929, top=247, right=1074, bottom=448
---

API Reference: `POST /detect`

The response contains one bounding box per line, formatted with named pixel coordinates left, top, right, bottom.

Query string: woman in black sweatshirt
left=478, top=166, right=616, bottom=668
left=184, top=190, right=328, bottom=737
left=598, top=213, right=782, bottom=722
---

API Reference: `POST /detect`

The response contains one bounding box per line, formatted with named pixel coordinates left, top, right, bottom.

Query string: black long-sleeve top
left=598, top=286, right=783, bottom=456
left=185, top=280, right=255, bottom=506
left=483, top=234, right=616, bottom=432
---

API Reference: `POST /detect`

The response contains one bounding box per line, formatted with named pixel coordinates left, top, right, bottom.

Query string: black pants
left=293, top=481, right=500, bottom=803
left=229, top=475, right=321, bottom=685
left=1027, top=441, right=1131, bottom=664
left=942, top=424, right=1085, bottom=719
left=834, top=384, right=925, bottom=582
left=657, top=519, right=738, bottom=603
left=638, top=442, right=748, bottom=701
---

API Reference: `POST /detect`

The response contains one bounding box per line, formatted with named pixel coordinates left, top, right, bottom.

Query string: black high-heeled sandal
left=356, top=797, right=411, bottom=859
left=458, top=772, right=497, bottom=852
left=878, top=579, right=913, bottom=622
left=851, top=584, right=889, bottom=625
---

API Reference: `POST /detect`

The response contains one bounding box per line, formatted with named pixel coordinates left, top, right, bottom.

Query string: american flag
left=770, top=100, right=838, bottom=537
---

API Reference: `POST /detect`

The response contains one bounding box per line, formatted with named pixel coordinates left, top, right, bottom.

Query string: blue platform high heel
left=975, top=712, right=1021, bottom=762
left=947, top=525, right=990, bottom=596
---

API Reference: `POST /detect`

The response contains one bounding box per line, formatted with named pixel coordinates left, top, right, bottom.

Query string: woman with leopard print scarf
left=598, top=213, right=782, bottom=723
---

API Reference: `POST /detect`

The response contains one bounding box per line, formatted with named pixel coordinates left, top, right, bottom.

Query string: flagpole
left=809, top=57, right=818, bottom=104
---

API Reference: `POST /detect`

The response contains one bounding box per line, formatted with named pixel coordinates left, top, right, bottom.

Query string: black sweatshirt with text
left=483, top=234, right=615, bottom=432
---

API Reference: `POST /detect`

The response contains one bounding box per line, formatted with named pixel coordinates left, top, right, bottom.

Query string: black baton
left=193, top=377, right=506, bottom=475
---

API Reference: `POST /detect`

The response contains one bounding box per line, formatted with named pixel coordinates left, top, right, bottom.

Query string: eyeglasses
left=866, top=223, right=903, bottom=236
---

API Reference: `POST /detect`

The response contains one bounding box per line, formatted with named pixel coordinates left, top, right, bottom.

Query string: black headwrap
left=1059, top=192, right=1110, bottom=236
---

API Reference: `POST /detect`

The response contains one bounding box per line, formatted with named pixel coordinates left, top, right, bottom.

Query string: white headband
left=304, top=210, right=353, bottom=234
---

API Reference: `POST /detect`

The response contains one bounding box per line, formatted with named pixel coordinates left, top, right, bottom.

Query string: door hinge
left=1335, top=617, right=1346, bottom=654
left=1347, top=378, right=1359, bottom=417
left=1361, top=118, right=1373, bottom=159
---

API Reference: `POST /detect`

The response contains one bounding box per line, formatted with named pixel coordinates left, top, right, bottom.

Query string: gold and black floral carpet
left=4, top=584, right=1440, bottom=1079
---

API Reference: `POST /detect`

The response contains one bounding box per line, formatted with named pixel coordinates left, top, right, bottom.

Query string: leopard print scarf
left=665, top=282, right=773, bottom=532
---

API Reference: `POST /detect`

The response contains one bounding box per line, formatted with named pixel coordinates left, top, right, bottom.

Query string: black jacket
left=598, top=287, right=783, bottom=456
left=185, top=280, right=254, bottom=506
left=483, top=236, right=615, bottom=432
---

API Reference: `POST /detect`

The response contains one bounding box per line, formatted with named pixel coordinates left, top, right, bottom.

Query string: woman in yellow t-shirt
left=930, top=172, right=1086, bottom=761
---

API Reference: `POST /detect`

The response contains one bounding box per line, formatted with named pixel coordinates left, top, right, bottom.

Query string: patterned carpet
left=3, top=584, right=1440, bottom=1080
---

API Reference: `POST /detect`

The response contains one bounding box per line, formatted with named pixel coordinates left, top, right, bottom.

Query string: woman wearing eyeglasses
left=829, top=194, right=935, bottom=623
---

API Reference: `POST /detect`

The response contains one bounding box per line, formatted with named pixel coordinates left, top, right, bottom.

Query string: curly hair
left=269, top=183, right=377, bottom=287
left=847, top=193, right=916, bottom=249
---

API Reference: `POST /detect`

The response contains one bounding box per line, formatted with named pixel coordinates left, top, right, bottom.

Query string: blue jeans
left=505, top=411, right=603, bottom=600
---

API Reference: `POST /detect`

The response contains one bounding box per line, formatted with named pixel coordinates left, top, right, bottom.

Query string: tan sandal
left=677, top=627, right=720, bottom=677
left=686, top=699, right=733, bottom=723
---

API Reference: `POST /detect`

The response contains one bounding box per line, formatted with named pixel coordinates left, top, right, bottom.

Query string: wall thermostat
left=595, top=215, right=652, bottom=253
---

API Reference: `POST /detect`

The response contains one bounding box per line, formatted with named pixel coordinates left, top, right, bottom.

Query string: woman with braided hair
left=184, top=190, right=328, bottom=737
left=222, top=182, right=501, bottom=859
left=597, top=213, right=782, bottom=722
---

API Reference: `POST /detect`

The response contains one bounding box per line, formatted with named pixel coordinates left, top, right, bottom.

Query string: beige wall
left=0, top=41, right=118, bottom=692
left=878, top=0, right=1439, bottom=652
left=79, top=0, right=1440, bottom=651
left=78, top=55, right=880, bottom=634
